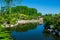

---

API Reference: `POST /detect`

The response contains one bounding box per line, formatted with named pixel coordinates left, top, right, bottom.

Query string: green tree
left=11, top=6, right=37, bottom=15
left=37, top=12, right=42, bottom=16
left=2, top=0, right=22, bottom=14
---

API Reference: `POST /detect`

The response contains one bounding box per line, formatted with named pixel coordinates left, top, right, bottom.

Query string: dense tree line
left=44, top=13, right=60, bottom=31
left=11, top=6, right=37, bottom=16
left=0, top=6, right=42, bottom=25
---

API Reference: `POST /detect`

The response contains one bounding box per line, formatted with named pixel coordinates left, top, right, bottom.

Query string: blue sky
left=0, top=0, right=60, bottom=14
left=21, top=0, right=60, bottom=14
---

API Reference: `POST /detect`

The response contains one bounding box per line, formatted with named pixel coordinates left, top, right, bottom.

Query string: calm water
left=11, top=24, right=58, bottom=40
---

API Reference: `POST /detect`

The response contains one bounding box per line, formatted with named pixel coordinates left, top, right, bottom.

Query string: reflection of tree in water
left=43, top=32, right=51, bottom=38
left=0, top=23, right=37, bottom=40
left=43, top=32, right=60, bottom=40
left=53, top=35, right=60, bottom=40
left=15, top=23, right=38, bottom=32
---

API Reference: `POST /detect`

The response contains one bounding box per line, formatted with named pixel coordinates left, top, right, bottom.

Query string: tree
left=2, top=0, right=23, bottom=14
left=37, top=12, right=42, bottom=16
left=11, top=6, right=37, bottom=16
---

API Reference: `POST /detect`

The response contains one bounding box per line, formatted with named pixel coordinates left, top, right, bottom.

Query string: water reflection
left=12, top=24, right=57, bottom=40
left=15, top=23, right=37, bottom=32
left=0, top=23, right=60, bottom=40
left=53, top=35, right=60, bottom=40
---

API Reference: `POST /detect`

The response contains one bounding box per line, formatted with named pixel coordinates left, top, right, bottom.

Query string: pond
left=0, top=23, right=60, bottom=40
left=11, top=24, right=60, bottom=40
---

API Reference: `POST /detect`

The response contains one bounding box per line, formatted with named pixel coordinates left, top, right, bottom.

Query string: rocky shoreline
left=44, top=25, right=60, bottom=37
left=2, top=19, right=43, bottom=28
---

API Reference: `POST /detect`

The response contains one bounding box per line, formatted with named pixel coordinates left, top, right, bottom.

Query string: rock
left=50, top=25, right=54, bottom=29
left=58, top=31, right=60, bottom=36
left=55, top=31, right=60, bottom=37
left=47, top=29, right=50, bottom=31
left=50, top=29, right=53, bottom=32
left=11, top=25, right=14, bottom=27
left=55, top=29, right=58, bottom=32
left=47, top=29, right=53, bottom=32
left=5, top=25, right=9, bottom=28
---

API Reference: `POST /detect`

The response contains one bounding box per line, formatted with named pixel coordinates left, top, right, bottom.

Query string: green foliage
left=44, top=13, right=60, bottom=30
left=0, top=16, right=5, bottom=24
left=0, top=25, right=3, bottom=32
left=37, top=12, right=42, bottom=16
left=0, top=25, right=12, bottom=40
left=0, top=30, right=12, bottom=40
left=2, top=0, right=23, bottom=14
left=0, top=6, right=42, bottom=25
left=1, top=0, right=42, bottom=25
left=11, top=6, right=37, bottom=16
